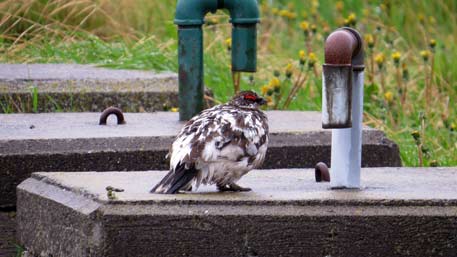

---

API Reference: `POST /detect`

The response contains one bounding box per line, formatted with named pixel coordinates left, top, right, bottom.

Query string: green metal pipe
left=177, top=26, right=204, bottom=121
left=231, top=24, right=257, bottom=72
left=224, top=0, right=260, bottom=72
left=175, top=0, right=219, bottom=26
left=175, top=0, right=260, bottom=120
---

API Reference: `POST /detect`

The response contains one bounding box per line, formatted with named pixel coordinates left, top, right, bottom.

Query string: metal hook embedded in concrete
left=99, top=107, right=126, bottom=125
left=175, top=0, right=260, bottom=120
left=322, top=27, right=365, bottom=189
left=315, top=162, right=330, bottom=182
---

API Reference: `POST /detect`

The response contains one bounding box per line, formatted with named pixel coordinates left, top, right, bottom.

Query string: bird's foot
left=178, top=186, right=192, bottom=193
left=218, top=183, right=251, bottom=192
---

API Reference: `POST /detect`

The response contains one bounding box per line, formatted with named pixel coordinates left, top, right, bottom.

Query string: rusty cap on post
left=324, top=27, right=364, bottom=71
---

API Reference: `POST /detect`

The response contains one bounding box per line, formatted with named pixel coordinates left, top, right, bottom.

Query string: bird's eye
left=244, top=94, right=257, bottom=101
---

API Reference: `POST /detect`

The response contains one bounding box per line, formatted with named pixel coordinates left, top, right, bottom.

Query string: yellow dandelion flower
left=170, top=107, right=179, bottom=112
left=308, top=52, right=318, bottom=65
left=384, top=91, right=393, bottom=103
left=261, top=85, right=270, bottom=95
left=429, top=39, right=436, bottom=49
left=364, top=34, right=374, bottom=48
left=285, top=63, right=293, bottom=78
left=451, top=122, right=456, bottom=131
left=225, top=38, right=232, bottom=51
left=417, top=14, right=425, bottom=24
left=272, top=8, right=279, bottom=15
left=429, top=16, right=436, bottom=25
left=411, top=130, right=421, bottom=141
left=310, top=24, right=317, bottom=33
left=299, top=50, right=306, bottom=65
left=347, top=13, right=357, bottom=25
left=336, top=1, right=344, bottom=12
left=374, top=53, right=385, bottom=65
left=286, top=11, right=297, bottom=19
left=310, top=7, right=318, bottom=16
left=420, top=50, right=430, bottom=62
left=391, top=51, right=401, bottom=65
left=269, top=77, right=281, bottom=88
left=279, top=9, right=289, bottom=17
left=266, top=96, right=274, bottom=107
left=300, top=21, right=309, bottom=32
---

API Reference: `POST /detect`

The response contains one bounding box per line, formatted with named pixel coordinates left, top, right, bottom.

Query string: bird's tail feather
left=150, top=163, right=198, bottom=194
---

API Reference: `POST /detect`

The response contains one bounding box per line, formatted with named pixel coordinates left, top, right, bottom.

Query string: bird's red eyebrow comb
left=244, top=94, right=257, bottom=100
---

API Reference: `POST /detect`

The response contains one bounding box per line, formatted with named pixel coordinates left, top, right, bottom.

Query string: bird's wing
left=170, top=106, right=268, bottom=169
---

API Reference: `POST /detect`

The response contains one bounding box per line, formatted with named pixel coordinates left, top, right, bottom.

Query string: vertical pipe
left=177, top=26, right=204, bottom=121
left=174, top=0, right=260, bottom=120
left=330, top=70, right=364, bottom=188
left=231, top=24, right=257, bottom=72
left=348, top=70, right=364, bottom=186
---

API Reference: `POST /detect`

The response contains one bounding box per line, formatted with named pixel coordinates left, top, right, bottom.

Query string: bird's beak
left=257, top=97, right=267, bottom=106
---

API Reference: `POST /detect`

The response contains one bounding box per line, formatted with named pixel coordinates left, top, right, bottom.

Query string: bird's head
left=229, top=90, right=267, bottom=109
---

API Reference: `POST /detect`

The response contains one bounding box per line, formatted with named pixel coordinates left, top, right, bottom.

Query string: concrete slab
left=0, top=111, right=401, bottom=207
left=17, top=168, right=457, bottom=257
left=0, top=64, right=178, bottom=112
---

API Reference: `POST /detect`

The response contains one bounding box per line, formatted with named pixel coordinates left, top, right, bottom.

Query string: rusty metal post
left=322, top=27, right=364, bottom=188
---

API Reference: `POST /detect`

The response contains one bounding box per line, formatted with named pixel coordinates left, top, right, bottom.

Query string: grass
left=0, top=0, right=455, bottom=166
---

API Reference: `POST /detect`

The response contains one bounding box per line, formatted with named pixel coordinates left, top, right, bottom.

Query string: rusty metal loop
left=315, top=162, right=330, bottom=182
left=99, top=107, right=126, bottom=125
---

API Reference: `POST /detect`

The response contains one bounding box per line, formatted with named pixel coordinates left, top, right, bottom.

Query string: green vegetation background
left=0, top=0, right=455, bottom=166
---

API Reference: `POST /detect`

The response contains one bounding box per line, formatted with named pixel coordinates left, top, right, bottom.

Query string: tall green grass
left=0, top=0, right=455, bottom=166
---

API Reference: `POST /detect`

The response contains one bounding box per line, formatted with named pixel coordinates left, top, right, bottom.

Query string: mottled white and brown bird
left=151, top=90, right=269, bottom=194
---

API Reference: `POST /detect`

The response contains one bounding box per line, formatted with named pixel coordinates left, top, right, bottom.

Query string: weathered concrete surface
left=17, top=168, right=457, bottom=257
left=0, top=211, right=16, bottom=257
left=0, top=64, right=178, bottom=112
left=0, top=111, right=401, bottom=207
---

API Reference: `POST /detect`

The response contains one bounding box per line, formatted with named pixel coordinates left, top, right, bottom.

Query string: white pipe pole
left=330, top=71, right=364, bottom=188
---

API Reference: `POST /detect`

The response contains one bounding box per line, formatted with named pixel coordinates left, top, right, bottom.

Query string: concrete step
left=0, top=111, right=401, bottom=207
left=17, top=167, right=457, bottom=257
left=0, top=64, right=178, bottom=113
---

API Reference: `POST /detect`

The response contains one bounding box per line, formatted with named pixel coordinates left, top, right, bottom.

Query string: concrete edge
left=17, top=178, right=100, bottom=215
left=17, top=178, right=102, bottom=256
left=1, top=130, right=393, bottom=156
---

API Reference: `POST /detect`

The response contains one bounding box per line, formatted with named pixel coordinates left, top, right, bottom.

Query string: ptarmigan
left=151, top=90, right=269, bottom=194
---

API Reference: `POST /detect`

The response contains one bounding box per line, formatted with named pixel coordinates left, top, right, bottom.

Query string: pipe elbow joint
left=175, top=0, right=219, bottom=26
left=223, top=0, right=260, bottom=25
left=324, top=27, right=364, bottom=70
